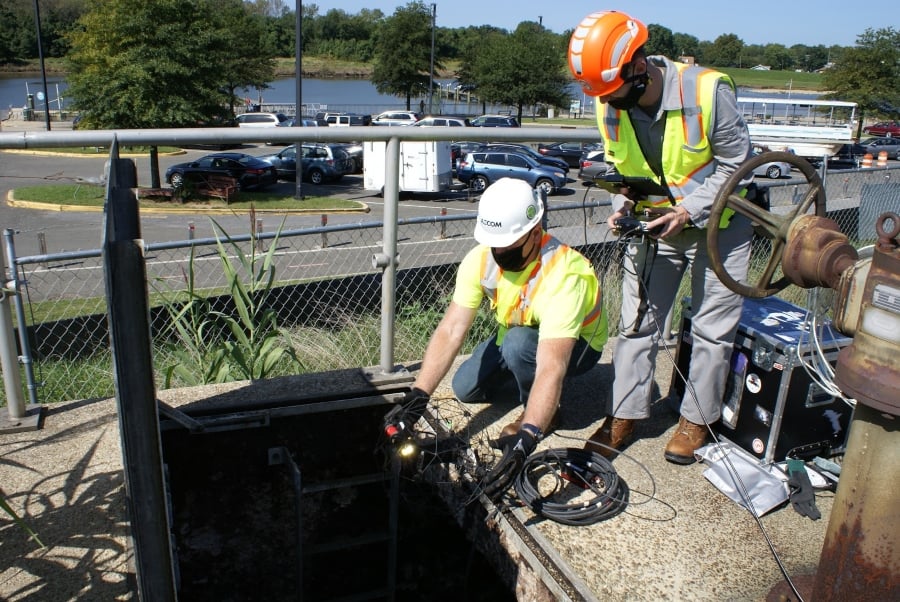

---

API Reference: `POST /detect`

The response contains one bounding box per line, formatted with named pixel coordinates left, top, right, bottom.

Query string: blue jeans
left=451, top=326, right=602, bottom=405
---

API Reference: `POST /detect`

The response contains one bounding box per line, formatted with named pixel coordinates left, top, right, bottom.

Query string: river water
left=0, top=73, right=821, bottom=120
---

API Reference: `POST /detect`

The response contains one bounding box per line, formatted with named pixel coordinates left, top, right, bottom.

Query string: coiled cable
left=513, top=447, right=630, bottom=526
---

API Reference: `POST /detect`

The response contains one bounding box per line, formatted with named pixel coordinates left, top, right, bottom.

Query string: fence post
left=0, top=246, right=27, bottom=422
left=320, top=215, right=328, bottom=248
left=256, top=219, right=264, bottom=253
left=2, top=229, right=39, bottom=408
left=436, top=208, right=447, bottom=239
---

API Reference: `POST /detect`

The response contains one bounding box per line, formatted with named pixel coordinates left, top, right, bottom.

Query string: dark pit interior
left=161, top=399, right=515, bottom=601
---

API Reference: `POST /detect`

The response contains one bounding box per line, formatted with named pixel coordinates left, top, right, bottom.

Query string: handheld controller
left=614, top=216, right=664, bottom=236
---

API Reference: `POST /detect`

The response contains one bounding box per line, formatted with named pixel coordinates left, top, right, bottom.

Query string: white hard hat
left=473, top=178, right=544, bottom=247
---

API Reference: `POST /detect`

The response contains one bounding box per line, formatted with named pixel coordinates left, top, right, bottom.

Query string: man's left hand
left=483, top=428, right=538, bottom=501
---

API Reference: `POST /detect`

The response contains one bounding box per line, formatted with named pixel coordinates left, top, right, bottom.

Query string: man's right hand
left=402, top=387, right=430, bottom=417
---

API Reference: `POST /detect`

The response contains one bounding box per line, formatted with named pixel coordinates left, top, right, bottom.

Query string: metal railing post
left=0, top=246, right=26, bottom=419
left=375, top=136, right=401, bottom=375
left=3, top=229, right=39, bottom=407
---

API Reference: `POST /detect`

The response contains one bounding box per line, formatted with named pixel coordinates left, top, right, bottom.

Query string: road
left=0, top=143, right=610, bottom=258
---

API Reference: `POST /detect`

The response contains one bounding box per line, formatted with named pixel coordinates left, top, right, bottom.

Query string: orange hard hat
left=568, top=11, right=649, bottom=97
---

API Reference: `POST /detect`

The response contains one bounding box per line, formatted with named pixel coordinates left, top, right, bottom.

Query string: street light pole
left=294, top=1, right=304, bottom=199
left=32, top=0, right=51, bottom=131
left=428, top=3, right=436, bottom=114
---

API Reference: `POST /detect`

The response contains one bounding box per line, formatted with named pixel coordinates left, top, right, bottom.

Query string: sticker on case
left=746, top=373, right=762, bottom=394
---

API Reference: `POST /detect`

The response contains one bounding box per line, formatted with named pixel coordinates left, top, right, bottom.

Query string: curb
left=1, top=148, right=187, bottom=158
left=5, top=191, right=371, bottom=215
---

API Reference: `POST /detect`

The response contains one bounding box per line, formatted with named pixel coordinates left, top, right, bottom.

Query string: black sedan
left=538, top=142, right=603, bottom=169
left=164, top=153, right=278, bottom=190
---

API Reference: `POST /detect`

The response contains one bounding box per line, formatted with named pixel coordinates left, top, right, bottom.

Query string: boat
left=737, top=97, right=858, bottom=160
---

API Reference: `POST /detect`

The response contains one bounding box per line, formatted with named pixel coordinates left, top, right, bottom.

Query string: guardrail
left=1, top=126, right=896, bottom=405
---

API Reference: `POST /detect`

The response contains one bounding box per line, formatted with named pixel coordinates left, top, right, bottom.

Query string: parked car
left=325, top=112, right=371, bottom=127
left=752, top=156, right=792, bottom=179
left=825, top=143, right=868, bottom=168
left=285, top=117, right=319, bottom=128
left=470, top=114, right=520, bottom=128
left=235, top=112, right=290, bottom=128
left=258, top=144, right=354, bottom=184
left=577, top=148, right=610, bottom=184
left=412, top=116, right=471, bottom=127
left=863, top=136, right=900, bottom=160
left=371, top=110, right=420, bottom=126
left=474, top=143, right=569, bottom=173
left=334, top=142, right=364, bottom=173
left=538, top=142, right=603, bottom=169
left=165, top=152, right=278, bottom=190
left=455, top=150, right=567, bottom=196
left=862, top=121, right=900, bottom=137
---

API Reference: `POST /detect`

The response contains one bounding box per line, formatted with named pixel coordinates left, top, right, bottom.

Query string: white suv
left=413, top=116, right=470, bottom=127
left=371, top=110, right=421, bottom=126
left=235, top=112, right=290, bottom=128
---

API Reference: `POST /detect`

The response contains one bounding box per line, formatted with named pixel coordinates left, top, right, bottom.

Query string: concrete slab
left=0, top=345, right=835, bottom=601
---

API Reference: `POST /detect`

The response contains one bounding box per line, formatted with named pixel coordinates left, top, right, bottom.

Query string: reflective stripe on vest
left=597, top=63, right=736, bottom=226
left=479, top=234, right=603, bottom=330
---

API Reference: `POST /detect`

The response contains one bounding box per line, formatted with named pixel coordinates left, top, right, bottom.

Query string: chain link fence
left=6, top=164, right=898, bottom=404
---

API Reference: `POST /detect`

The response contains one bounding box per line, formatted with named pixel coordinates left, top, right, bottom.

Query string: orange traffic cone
left=861, top=153, right=873, bottom=168
left=877, top=151, right=888, bottom=167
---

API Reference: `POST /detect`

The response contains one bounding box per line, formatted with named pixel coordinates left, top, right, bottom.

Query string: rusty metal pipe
left=812, top=403, right=900, bottom=601
left=783, top=215, right=859, bottom=290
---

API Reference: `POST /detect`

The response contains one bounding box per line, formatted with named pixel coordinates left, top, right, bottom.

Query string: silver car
left=751, top=145, right=792, bottom=179
left=864, top=137, right=900, bottom=160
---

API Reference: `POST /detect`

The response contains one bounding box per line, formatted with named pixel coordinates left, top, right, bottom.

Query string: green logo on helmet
left=525, top=205, right=537, bottom=220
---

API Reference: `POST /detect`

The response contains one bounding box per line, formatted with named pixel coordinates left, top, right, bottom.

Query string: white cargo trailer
left=363, top=140, right=454, bottom=194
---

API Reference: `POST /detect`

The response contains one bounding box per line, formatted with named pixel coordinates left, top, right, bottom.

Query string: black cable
left=513, top=447, right=630, bottom=526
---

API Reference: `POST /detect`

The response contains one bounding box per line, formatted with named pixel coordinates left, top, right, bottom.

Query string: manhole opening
left=161, top=401, right=515, bottom=601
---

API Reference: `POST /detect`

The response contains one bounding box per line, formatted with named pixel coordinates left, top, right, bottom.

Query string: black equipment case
left=669, top=296, right=854, bottom=465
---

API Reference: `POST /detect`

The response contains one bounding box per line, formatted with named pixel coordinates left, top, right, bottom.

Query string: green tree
left=706, top=33, right=744, bottom=67
left=464, top=22, right=571, bottom=121
left=646, top=24, right=677, bottom=58
left=218, top=2, right=278, bottom=117
left=672, top=32, right=701, bottom=61
left=370, top=2, right=436, bottom=110
left=823, top=27, right=900, bottom=126
left=764, top=44, right=793, bottom=71
left=64, top=0, right=272, bottom=129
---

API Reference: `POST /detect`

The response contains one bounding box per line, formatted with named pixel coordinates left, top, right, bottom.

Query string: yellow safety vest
left=479, top=233, right=606, bottom=349
left=597, top=62, right=737, bottom=226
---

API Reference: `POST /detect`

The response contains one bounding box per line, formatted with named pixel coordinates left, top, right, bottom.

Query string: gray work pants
left=610, top=215, right=752, bottom=424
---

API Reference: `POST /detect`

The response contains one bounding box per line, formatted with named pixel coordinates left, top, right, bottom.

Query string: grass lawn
left=11, top=184, right=370, bottom=212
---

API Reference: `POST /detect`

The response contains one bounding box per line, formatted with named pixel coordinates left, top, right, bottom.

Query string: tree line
left=1, top=0, right=897, bottom=127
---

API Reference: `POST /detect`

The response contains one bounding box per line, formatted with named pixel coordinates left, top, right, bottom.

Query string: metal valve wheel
left=707, top=151, right=827, bottom=298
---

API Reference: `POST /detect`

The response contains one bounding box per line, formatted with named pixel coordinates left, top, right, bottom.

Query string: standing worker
left=403, top=177, right=607, bottom=498
left=568, top=10, right=753, bottom=463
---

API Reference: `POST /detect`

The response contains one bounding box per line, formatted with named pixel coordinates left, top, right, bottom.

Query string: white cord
left=797, top=288, right=856, bottom=407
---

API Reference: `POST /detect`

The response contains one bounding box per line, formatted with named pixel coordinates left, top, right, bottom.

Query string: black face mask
left=491, top=234, right=535, bottom=272
left=608, top=72, right=649, bottom=111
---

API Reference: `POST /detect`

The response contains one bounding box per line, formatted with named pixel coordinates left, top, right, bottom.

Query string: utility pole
left=428, top=4, right=436, bottom=114
left=294, top=1, right=304, bottom=199
left=32, top=0, right=51, bottom=131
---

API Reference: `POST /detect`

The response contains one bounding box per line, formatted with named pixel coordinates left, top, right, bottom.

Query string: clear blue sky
left=289, top=1, right=886, bottom=47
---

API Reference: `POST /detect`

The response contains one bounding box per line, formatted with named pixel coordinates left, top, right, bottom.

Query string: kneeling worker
left=404, top=177, right=607, bottom=498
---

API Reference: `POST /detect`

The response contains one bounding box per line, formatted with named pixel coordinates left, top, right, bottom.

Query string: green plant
left=154, top=218, right=302, bottom=386
left=155, top=245, right=230, bottom=387
left=211, top=217, right=302, bottom=380
left=1, top=489, right=45, bottom=548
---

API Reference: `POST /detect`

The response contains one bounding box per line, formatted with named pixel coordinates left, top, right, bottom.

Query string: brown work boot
left=584, top=417, right=635, bottom=459
left=499, top=410, right=560, bottom=439
left=664, top=416, right=708, bottom=465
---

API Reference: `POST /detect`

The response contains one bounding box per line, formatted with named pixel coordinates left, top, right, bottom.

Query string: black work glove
left=787, top=459, right=820, bottom=520
left=483, top=428, right=538, bottom=501
left=401, top=387, right=430, bottom=420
